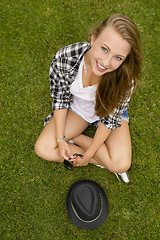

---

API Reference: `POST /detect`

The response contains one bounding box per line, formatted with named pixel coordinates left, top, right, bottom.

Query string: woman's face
left=88, top=26, right=131, bottom=76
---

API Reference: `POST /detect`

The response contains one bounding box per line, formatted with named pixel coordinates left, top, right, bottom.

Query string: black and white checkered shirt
left=44, top=42, right=133, bottom=130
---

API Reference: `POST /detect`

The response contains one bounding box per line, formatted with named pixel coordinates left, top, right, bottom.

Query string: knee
left=116, top=160, right=131, bottom=173
left=35, top=140, right=50, bottom=160
left=35, top=140, right=44, bottom=159
left=110, top=157, right=131, bottom=173
left=35, top=139, right=58, bottom=161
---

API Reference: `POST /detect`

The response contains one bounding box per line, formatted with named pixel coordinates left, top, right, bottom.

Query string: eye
left=102, top=47, right=108, bottom=53
left=115, top=56, right=123, bottom=61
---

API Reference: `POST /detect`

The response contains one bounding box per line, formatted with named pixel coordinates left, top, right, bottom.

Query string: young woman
left=35, top=14, right=142, bottom=183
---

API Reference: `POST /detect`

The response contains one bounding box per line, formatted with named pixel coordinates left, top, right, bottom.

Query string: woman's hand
left=71, top=153, right=91, bottom=167
left=58, top=141, right=75, bottom=160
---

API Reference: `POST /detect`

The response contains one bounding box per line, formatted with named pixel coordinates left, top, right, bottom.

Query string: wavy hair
left=90, top=14, right=143, bottom=117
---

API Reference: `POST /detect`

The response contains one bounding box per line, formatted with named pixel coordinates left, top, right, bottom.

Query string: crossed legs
left=35, top=110, right=131, bottom=173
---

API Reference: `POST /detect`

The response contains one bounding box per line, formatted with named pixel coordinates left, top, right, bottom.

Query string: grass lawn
left=0, top=0, right=159, bottom=239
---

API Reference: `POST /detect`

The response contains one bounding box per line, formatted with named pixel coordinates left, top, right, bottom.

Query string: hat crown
left=72, top=183, right=101, bottom=221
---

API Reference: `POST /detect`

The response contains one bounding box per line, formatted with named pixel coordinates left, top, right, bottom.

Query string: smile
left=96, top=61, right=108, bottom=72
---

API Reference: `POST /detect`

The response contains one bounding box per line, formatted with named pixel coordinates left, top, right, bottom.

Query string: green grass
left=0, top=0, right=159, bottom=239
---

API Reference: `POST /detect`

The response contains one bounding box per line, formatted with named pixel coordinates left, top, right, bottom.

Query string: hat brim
left=66, top=179, right=109, bottom=230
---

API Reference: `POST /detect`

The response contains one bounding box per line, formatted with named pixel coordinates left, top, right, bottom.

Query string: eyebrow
left=103, top=44, right=126, bottom=58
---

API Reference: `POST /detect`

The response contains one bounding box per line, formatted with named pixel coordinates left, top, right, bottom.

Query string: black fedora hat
left=66, top=179, right=109, bottom=230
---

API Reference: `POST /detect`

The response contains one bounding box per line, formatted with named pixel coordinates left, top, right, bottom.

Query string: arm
left=54, top=108, right=68, bottom=140
left=74, top=122, right=111, bottom=166
left=54, top=109, right=74, bottom=160
left=84, top=122, right=111, bottom=158
left=49, top=55, right=73, bottom=159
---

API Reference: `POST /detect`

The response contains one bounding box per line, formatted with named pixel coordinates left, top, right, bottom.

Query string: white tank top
left=70, top=57, right=100, bottom=123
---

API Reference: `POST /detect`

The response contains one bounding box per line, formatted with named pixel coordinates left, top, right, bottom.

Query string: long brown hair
left=91, top=14, right=143, bottom=118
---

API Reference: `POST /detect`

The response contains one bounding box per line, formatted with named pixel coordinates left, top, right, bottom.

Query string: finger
left=61, top=152, right=70, bottom=160
left=70, top=158, right=76, bottom=163
left=72, top=159, right=78, bottom=165
left=70, top=155, right=78, bottom=161
left=66, top=148, right=74, bottom=159
left=68, top=153, right=74, bottom=159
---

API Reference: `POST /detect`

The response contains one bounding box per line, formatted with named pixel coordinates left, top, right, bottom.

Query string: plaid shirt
left=44, top=42, right=133, bottom=130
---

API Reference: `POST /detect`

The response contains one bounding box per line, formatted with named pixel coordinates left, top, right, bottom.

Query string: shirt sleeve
left=49, top=58, right=71, bottom=111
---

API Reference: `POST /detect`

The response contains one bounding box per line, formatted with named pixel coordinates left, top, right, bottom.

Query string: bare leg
left=35, top=110, right=89, bottom=161
left=35, top=110, right=131, bottom=173
left=73, top=120, right=132, bottom=173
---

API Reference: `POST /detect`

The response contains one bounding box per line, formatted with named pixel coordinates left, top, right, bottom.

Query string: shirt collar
left=68, top=43, right=91, bottom=78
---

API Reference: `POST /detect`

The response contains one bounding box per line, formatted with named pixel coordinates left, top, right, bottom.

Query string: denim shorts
left=121, top=109, right=129, bottom=122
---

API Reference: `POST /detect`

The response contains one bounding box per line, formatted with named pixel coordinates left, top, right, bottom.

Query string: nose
left=103, top=55, right=112, bottom=67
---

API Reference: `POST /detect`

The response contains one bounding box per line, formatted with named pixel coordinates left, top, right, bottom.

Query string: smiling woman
left=35, top=14, right=143, bottom=183
left=85, top=27, right=131, bottom=76
left=90, top=15, right=142, bottom=119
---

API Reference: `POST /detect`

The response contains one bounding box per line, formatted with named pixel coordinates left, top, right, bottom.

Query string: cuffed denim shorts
left=90, top=110, right=129, bottom=127
left=121, top=109, right=129, bottom=122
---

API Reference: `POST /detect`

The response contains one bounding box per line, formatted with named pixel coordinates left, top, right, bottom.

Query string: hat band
left=71, top=197, right=103, bottom=223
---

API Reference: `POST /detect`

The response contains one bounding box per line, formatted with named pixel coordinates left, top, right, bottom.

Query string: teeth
left=97, top=62, right=106, bottom=70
